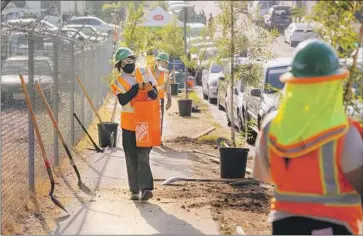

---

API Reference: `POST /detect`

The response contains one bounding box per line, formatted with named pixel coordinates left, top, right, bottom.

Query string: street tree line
left=111, top=1, right=362, bottom=132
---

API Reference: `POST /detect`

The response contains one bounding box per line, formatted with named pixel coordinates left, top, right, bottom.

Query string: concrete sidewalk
left=51, top=103, right=219, bottom=235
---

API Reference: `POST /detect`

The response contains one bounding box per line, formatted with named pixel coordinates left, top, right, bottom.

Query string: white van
left=248, top=1, right=278, bottom=23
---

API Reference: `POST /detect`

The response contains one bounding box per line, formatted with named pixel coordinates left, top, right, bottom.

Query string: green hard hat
left=114, top=47, right=134, bottom=65
left=156, top=52, right=169, bottom=63
left=282, top=39, right=346, bottom=82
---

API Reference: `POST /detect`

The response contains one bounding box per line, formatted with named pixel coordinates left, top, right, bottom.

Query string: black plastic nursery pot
left=97, top=122, right=119, bottom=148
left=178, top=99, right=192, bottom=117
left=219, top=147, right=249, bottom=178
left=170, top=83, right=180, bottom=96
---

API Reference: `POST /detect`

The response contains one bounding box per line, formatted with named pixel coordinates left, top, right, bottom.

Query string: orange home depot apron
left=133, top=69, right=161, bottom=147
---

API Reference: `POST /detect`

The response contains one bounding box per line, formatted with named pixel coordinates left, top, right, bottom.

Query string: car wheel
left=217, top=99, right=224, bottom=110
left=226, top=108, right=231, bottom=127
left=238, top=111, right=245, bottom=133
left=209, top=97, right=217, bottom=104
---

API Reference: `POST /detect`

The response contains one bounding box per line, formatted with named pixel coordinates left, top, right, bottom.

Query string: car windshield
left=211, top=63, right=225, bottom=73
left=265, top=66, right=289, bottom=93
left=2, top=60, right=52, bottom=76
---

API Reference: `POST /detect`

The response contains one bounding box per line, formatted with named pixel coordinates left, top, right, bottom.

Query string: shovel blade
left=50, top=195, right=68, bottom=213
left=78, top=181, right=96, bottom=196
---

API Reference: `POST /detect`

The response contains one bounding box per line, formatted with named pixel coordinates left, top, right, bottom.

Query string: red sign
left=153, top=14, right=164, bottom=21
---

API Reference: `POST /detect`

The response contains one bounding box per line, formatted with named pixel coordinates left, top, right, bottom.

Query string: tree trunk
left=230, top=1, right=236, bottom=147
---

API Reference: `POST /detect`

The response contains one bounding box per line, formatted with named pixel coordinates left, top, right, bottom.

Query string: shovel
left=35, top=82, right=95, bottom=196
left=76, top=76, right=115, bottom=148
left=20, top=74, right=68, bottom=213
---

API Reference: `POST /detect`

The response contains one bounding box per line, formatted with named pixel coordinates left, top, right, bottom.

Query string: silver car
left=1, top=56, right=53, bottom=105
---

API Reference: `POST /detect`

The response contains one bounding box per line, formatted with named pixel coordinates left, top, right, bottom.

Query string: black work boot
left=140, top=190, right=153, bottom=201
left=130, top=192, right=139, bottom=201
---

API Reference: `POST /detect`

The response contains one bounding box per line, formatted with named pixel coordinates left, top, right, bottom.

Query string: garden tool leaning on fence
left=35, top=82, right=95, bottom=196
left=20, top=74, right=67, bottom=213
left=73, top=113, right=104, bottom=153
left=76, top=76, right=116, bottom=148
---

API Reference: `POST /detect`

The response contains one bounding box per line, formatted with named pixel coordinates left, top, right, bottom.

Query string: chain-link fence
left=1, top=23, right=113, bottom=230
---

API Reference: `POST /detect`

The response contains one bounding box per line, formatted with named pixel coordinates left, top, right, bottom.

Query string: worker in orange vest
left=111, top=47, right=158, bottom=201
left=148, top=52, right=172, bottom=143
left=253, top=39, right=363, bottom=235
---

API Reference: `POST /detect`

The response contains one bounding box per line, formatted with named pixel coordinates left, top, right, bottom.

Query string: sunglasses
left=120, top=57, right=135, bottom=68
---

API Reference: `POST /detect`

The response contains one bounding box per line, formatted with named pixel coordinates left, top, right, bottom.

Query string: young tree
left=121, top=1, right=149, bottom=56
left=309, top=1, right=363, bottom=120
left=214, top=1, right=278, bottom=147
left=155, top=20, right=185, bottom=83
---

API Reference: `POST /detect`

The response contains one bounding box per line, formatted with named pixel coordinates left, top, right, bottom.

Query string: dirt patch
left=162, top=100, right=272, bottom=234
left=2, top=94, right=116, bottom=235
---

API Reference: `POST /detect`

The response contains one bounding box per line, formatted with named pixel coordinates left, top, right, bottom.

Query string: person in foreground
left=253, top=39, right=363, bottom=235
left=147, top=52, right=172, bottom=143
left=111, top=47, right=158, bottom=201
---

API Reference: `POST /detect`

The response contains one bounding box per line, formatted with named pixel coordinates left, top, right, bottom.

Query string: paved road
left=191, top=1, right=296, bottom=58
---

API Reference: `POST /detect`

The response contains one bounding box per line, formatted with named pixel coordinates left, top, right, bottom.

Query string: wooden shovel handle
left=35, top=82, right=67, bottom=145
left=19, top=74, right=50, bottom=168
left=76, top=76, right=104, bottom=124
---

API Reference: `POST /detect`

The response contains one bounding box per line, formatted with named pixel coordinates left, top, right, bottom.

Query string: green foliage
left=309, top=1, right=363, bottom=115
left=149, top=1, right=169, bottom=11
left=120, top=2, right=149, bottom=56
left=213, top=1, right=278, bottom=146
left=154, top=20, right=184, bottom=58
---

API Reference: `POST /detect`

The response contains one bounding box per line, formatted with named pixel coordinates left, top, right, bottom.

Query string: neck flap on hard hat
left=268, top=80, right=349, bottom=158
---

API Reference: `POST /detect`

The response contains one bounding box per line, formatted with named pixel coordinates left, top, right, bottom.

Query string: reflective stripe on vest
left=115, top=69, right=145, bottom=131
left=149, top=66, right=166, bottom=98
left=268, top=122, right=362, bottom=234
left=268, top=124, right=349, bottom=157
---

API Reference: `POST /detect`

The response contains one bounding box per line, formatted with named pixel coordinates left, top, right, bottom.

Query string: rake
left=20, top=74, right=67, bottom=213
left=76, top=76, right=115, bottom=148
left=73, top=112, right=104, bottom=153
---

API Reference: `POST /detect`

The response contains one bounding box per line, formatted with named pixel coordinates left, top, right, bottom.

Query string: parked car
left=243, top=58, right=292, bottom=139
left=64, top=24, right=108, bottom=40
left=68, top=16, right=121, bottom=35
left=264, top=5, right=292, bottom=30
left=248, top=1, right=278, bottom=24
left=6, top=18, right=58, bottom=31
left=284, top=23, right=319, bottom=47
left=224, top=58, right=251, bottom=131
left=217, top=57, right=248, bottom=112
left=202, top=60, right=228, bottom=104
left=1, top=56, right=53, bottom=105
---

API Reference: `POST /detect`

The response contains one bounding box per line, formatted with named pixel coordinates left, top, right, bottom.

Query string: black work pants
left=122, top=129, right=154, bottom=193
left=160, top=98, right=165, bottom=137
left=272, top=216, right=352, bottom=235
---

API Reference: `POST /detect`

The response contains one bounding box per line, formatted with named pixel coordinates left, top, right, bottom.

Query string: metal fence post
left=81, top=44, right=85, bottom=124
left=70, top=42, right=75, bottom=145
left=27, top=31, right=35, bottom=192
left=53, top=37, right=59, bottom=166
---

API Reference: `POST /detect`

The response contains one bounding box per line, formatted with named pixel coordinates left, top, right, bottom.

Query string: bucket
left=97, top=122, right=119, bottom=148
left=219, top=147, right=249, bottom=178
left=178, top=99, right=192, bottom=117
left=170, top=83, right=179, bottom=96
left=133, top=99, right=161, bottom=147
